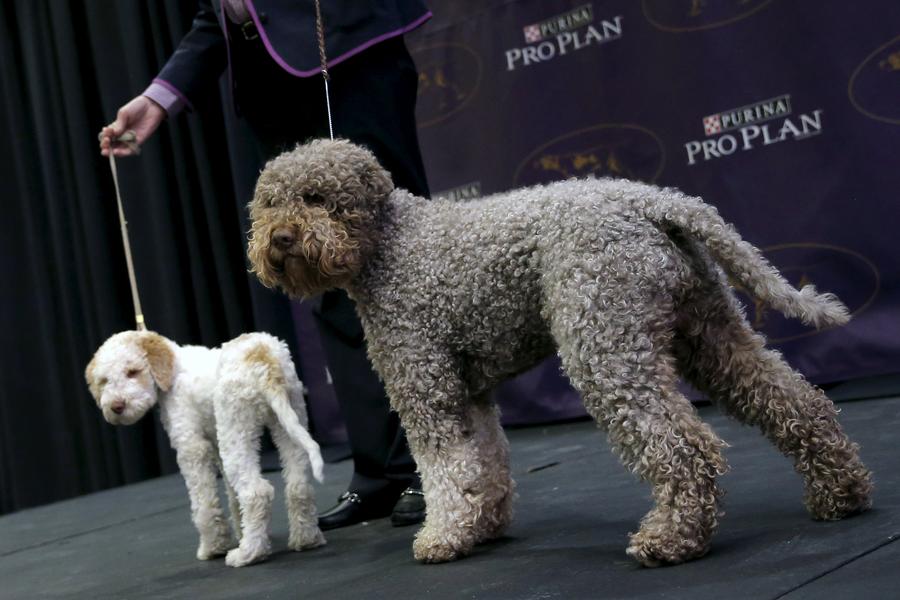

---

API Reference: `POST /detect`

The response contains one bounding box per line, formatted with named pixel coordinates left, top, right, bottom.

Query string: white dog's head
left=85, top=331, right=175, bottom=425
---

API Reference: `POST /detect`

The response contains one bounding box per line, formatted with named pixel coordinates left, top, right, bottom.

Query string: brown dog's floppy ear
left=361, top=159, right=394, bottom=202
left=138, top=332, right=175, bottom=392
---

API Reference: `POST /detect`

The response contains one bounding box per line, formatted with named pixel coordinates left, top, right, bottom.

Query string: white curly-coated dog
left=85, top=330, right=326, bottom=567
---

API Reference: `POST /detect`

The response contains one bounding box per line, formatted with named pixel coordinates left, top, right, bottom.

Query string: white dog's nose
left=110, top=400, right=126, bottom=415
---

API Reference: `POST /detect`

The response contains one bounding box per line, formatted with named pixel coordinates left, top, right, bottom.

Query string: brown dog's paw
left=413, top=527, right=472, bottom=564
left=805, top=471, right=874, bottom=521
left=626, top=527, right=710, bottom=568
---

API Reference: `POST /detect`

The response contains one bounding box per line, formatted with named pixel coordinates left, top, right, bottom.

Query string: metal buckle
left=339, top=492, right=362, bottom=504
left=240, top=20, right=259, bottom=41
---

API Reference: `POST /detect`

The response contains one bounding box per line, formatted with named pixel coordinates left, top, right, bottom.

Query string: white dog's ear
left=138, top=332, right=175, bottom=392
left=84, top=355, right=102, bottom=404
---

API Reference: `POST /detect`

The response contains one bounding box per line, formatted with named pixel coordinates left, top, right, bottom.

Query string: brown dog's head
left=247, top=138, right=394, bottom=298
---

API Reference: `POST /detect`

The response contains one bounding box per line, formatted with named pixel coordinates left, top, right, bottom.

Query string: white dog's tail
left=268, top=388, right=325, bottom=483
left=643, top=193, right=850, bottom=329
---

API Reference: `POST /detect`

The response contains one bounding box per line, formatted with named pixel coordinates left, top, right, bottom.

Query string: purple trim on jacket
left=217, top=7, right=234, bottom=102
left=144, top=78, right=195, bottom=115
left=244, top=1, right=432, bottom=77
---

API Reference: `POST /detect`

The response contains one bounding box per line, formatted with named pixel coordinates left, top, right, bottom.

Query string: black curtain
left=0, top=0, right=298, bottom=514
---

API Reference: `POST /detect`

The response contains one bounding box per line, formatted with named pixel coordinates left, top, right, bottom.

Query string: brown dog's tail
left=642, top=193, right=850, bottom=329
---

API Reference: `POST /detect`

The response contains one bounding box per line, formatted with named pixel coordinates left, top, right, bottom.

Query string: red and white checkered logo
left=703, top=114, right=722, bottom=136
left=523, top=24, right=543, bottom=43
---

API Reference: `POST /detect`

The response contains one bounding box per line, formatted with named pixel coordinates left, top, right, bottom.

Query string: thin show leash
left=98, top=130, right=147, bottom=332
left=101, top=2, right=333, bottom=332
left=313, top=0, right=335, bottom=140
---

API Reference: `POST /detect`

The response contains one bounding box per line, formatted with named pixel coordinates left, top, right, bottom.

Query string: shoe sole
left=390, top=513, right=425, bottom=527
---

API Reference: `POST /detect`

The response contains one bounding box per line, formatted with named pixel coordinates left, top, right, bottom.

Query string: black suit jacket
left=155, top=0, right=430, bottom=108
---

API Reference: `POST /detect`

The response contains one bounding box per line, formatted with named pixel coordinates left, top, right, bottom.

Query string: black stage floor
left=3, top=397, right=899, bottom=600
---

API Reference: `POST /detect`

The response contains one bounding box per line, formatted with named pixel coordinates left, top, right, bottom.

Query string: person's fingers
left=99, top=125, right=137, bottom=155
left=110, top=108, right=133, bottom=136
left=99, top=125, right=122, bottom=149
left=100, top=143, right=135, bottom=157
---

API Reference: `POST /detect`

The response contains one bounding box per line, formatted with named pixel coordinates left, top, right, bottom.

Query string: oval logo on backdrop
left=411, top=43, right=483, bottom=129
left=513, top=124, right=665, bottom=187
left=732, top=243, right=880, bottom=343
left=848, top=36, right=900, bottom=125
left=642, top=0, right=776, bottom=32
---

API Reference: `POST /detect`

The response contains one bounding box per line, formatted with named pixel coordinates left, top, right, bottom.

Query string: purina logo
left=506, top=4, right=623, bottom=71
left=685, top=94, right=824, bottom=165
left=702, top=95, right=791, bottom=136
left=522, top=4, right=594, bottom=43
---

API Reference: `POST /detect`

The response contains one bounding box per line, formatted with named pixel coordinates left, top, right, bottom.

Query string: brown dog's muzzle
left=272, top=227, right=295, bottom=250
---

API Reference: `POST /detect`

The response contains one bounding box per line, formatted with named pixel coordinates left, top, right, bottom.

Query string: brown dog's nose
left=272, top=228, right=295, bottom=249
left=110, top=400, right=126, bottom=415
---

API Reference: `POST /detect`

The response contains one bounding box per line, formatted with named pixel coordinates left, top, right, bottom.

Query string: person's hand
left=99, top=96, right=166, bottom=157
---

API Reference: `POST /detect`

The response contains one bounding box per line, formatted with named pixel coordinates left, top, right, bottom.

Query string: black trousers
left=231, top=28, right=426, bottom=495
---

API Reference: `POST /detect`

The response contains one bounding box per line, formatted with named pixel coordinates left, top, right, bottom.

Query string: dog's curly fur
left=85, top=331, right=325, bottom=567
left=247, top=139, right=873, bottom=567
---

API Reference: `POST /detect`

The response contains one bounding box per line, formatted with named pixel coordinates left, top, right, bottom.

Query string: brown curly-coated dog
left=246, top=138, right=873, bottom=567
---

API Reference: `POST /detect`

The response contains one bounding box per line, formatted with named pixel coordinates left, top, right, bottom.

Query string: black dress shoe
left=318, top=492, right=394, bottom=531
left=391, top=488, right=426, bottom=527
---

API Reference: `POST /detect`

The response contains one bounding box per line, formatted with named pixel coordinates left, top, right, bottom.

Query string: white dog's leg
left=214, top=456, right=242, bottom=543
left=173, top=439, right=235, bottom=560
left=217, top=404, right=274, bottom=568
left=224, top=476, right=242, bottom=543
left=271, top=423, right=326, bottom=551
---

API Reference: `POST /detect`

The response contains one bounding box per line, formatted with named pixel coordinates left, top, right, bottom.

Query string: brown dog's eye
left=126, top=368, right=141, bottom=378
left=306, top=193, right=324, bottom=204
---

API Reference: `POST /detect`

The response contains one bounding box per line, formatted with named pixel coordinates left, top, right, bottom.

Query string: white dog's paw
left=196, top=535, right=236, bottom=560
left=288, top=527, right=326, bottom=551
left=225, top=539, right=271, bottom=567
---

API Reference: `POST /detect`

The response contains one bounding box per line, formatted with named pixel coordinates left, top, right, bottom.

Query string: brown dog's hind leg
left=553, top=280, right=728, bottom=567
left=674, top=276, right=873, bottom=521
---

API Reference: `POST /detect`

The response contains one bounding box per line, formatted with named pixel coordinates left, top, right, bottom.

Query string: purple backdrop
left=297, top=0, right=900, bottom=442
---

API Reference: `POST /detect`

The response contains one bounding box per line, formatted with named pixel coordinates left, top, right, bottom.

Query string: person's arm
left=100, top=0, right=227, bottom=156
